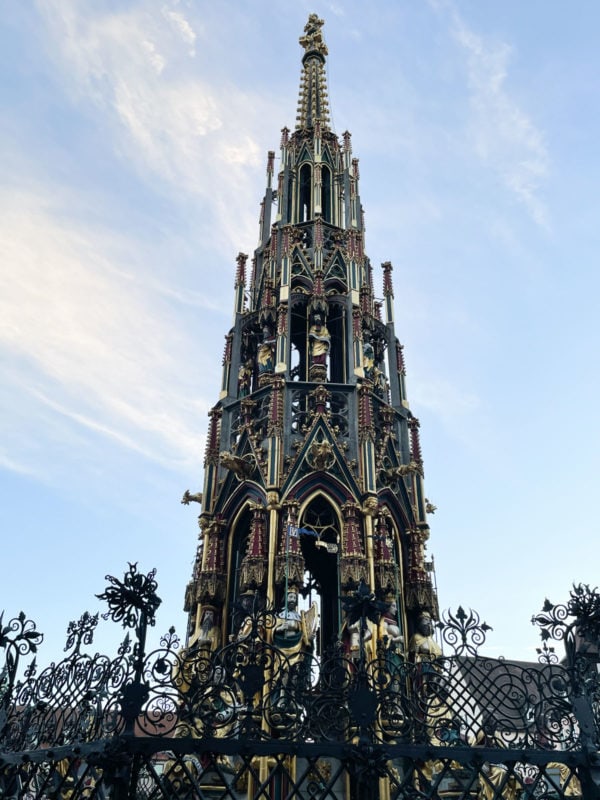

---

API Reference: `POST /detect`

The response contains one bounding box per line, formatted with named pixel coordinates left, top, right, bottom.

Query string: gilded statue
left=363, top=337, right=375, bottom=381
left=299, top=14, right=328, bottom=57
left=237, top=358, right=253, bottom=397
left=196, top=607, right=221, bottom=653
left=409, top=611, right=442, bottom=661
left=344, top=616, right=373, bottom=661
left=273, top=590, right=319, bottom=669
left=308, top=315, right=331, bottom=367
left=373, top=365, right=388, bottom=399
left=381, top=599, right=404, bottom=651
left=257, top=326, right=275, bottom=375
left=232, top=591, right=263, bottom=642
left=307, top=439, right=335, bottom=471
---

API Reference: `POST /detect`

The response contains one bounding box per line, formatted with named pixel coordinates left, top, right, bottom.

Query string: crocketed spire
left=296, top=14, right=330, bottom=130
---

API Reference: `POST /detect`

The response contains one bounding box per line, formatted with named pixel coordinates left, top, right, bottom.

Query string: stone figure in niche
left=257, top=325, right=275, bottom=375
left=381, top=599, right=403, bottom=651
left=270, top=589, right=318, bottom=723
left=373, top=365, right=388, bottom=399
left=308, top=314, right=331, bottom=367
left=232, top=590, right=265, bottom=642
left=408, top=611, right=442, bottom=661
left=197, top=607, right=221, bottom=653
left=363, top=336, right=375, bottom=381
left=273, top=590, right=319, bottom=681
left=345, top=615, right=373, bottom=661
left=237, top=358, right=253, bottom=397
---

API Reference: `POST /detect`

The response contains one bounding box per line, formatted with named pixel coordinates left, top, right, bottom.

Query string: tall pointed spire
left=296, top=14, right=330, bottom=130
left=184, top=14, right=438, bottom=666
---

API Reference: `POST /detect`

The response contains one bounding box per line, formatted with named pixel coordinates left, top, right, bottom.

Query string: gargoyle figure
left=394, top=461, right=420, bottom=477
left=220, top=451, right=254, bottom=480
left=181, top=490, right=203, bottom=506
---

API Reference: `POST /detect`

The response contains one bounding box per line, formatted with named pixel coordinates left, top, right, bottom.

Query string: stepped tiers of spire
left=184, top=16, right=438, bottom=656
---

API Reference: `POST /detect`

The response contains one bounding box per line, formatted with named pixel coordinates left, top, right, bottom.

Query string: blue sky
left=2, top=0, right=599, bottom=665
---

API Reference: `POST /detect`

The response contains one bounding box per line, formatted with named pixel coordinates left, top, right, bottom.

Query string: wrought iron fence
left=1, top=566, right=599, bottom=799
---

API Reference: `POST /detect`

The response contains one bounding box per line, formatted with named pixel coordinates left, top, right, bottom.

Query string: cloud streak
left=433, top=2, right=550, bottom=228
left=36, top=0, right=273, bottom=255
left=0, top=183, right=211, bottom=478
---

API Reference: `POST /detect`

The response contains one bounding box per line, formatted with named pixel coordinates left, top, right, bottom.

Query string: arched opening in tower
left=326, top=300, right=346, bottom=384
left=321, top=165, right=332, bottom=223
left=290, top=297, right=308, bottom=380
left=285, top=173, right=293, bottom=224
left=298, top=163, right=312, bottom=222
left=226, top=505, right=256, bottom=640
left=299, top=496, right=341, bottom=652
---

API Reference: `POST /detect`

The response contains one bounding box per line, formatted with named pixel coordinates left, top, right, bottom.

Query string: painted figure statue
left=308, top=315, right=331, bottom=367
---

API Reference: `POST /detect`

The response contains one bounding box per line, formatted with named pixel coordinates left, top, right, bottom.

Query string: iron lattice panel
left=0, top=743, right=586, bottom=799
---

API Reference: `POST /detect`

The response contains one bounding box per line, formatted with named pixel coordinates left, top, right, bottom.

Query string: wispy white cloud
left=432, top=1, right=550, bottom=228
left=161, top=7, right=198, bottom=56
left=0, top=184, right=211, bottom=477
left=35, top=0, right=272, bottom=255
left=141, top=39, right=166, bottom=75
left=0, top=450, right=38, bottom=477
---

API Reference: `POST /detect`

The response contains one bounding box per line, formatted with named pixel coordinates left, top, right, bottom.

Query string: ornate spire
left=296, top=14, right=330, bottom=130
left=184, top=15, right=439, bottom=657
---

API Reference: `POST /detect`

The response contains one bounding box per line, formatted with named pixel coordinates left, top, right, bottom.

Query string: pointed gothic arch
left=298, top=162, right=312, bottom=222
left=295, top=491, right=343, bottom=651
left=222, top=498, right=267, bottom=640
left=322, top=164, right=332, bottom=222
left=289, top=296, right=309, bottom=380
left=326, top=298, right=347, bottom=383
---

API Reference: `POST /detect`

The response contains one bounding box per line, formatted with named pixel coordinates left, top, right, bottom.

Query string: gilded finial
left=299, top=14, right=328, bottom=57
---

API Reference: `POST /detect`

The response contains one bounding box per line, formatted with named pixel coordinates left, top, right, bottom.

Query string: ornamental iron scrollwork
left=0, top=611, right=43, bottom=708
left=64, top=611, right=98, bottom=654
left=438, top=605, right=493, bottom=656
left=96, top=563, right=161, bottom=631
left=533, top=583, right=600, bottom=666
left=533, top=583, right=600, bottom=753
left=2, top=569, right=600, bottom=798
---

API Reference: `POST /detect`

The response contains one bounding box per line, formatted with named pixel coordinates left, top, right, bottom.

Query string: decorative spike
left=234, top=253, right=248, bottom=315
left=222, top=333, right=232, bottom=366
left=396, top=340, right=406, bottom=375
left=409, top=416, right=423, bottom=468
left=352, top=307, right=362, bottom=340
left=382, top=261, right=393, bottom=297
left=267, top=150, right=275, bottom=184
left=382, top=261, right=394, bottom=324
left=204, top=406, right=222, bottom=467
left=315, top=216, right=323, bottom=249
left=249, top=257, right=257, bottom=299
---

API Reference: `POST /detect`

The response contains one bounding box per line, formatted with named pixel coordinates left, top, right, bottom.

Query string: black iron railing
left=1, top=567, right=599, bottom=798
